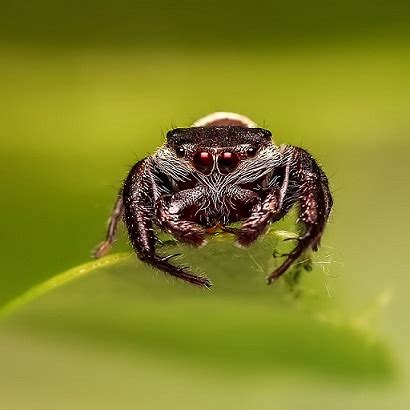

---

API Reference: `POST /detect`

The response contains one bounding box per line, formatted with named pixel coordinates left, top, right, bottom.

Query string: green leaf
left=1, top=233, right=395, bottom=382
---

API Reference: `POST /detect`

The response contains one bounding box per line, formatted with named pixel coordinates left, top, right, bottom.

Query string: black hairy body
left=93, top=112, right=333, bottom=288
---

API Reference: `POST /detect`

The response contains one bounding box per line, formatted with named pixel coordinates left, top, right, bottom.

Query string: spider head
left=166, top=126, right=273, bottom=175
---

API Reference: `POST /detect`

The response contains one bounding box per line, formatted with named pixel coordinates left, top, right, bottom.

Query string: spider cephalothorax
left=93, top=112, right=333, bottom=288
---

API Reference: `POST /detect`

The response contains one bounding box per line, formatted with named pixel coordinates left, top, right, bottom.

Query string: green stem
left=0, top=253, right=129, bottom=320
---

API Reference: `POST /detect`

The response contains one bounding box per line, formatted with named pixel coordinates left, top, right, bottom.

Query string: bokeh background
left=1, top=0, right=410, bottom=408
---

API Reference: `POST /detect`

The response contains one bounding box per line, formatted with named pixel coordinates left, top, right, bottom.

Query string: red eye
left=193, top=151, right=214, bottom=174
left=218, top=151, right=240, bottom=174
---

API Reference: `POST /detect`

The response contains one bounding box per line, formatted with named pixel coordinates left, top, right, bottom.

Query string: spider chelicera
left=93, top=112, right=333, bottom=288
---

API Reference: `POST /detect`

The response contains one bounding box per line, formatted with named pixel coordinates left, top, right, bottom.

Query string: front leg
left=156, top=187, right=207, bottom=247
left=267, top=146, right=333, bottom=284
left=123, top=159, right=211, bottom=288
left=236, top=161, right=290, bottom=247
left=235, top=189, right=281, bottom=247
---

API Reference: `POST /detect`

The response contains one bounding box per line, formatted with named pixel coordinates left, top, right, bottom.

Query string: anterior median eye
left=217, top=151, right=240, bottom=174
left=193, top=151, right=214, bottom=174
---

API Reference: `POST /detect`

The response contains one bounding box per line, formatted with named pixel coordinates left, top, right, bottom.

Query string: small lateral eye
left=246, top=146, right=257, bottom=157
left=176, top=147, right=185, bottom=158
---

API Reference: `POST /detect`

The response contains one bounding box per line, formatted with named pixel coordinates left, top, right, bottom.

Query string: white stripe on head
left=192, top=112, right=257, bottom=128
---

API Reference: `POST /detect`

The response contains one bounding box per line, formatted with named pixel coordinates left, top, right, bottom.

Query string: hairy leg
left=123, top=160, right=211, bottom=288
left=156, top=187, right=207, bottom=246
left=92, top=191, right=124, bottom=258
left=267, top=146, right=333, bottom=284
left=236, top=161, right=290, bottom=247
left=235, top=189, right=281, bottom=246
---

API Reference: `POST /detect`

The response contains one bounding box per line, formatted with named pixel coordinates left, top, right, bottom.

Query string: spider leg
left=236, top=161, right=290, bottom=247
left=156, top=188, right=207, bottom=247
left=123, top=159, right=211, bottom=288
left=92, top=191, right=124, bottom=258
left=235, top=189, right=281, bottom=246
left=267, top=146, right=333, bottom=284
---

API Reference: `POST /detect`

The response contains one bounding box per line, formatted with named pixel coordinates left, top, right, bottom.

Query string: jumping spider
left=93, top=112, right=333, bottom=288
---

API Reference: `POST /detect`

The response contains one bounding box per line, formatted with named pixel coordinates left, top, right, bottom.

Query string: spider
left=93, top=112, right=333, bottom=288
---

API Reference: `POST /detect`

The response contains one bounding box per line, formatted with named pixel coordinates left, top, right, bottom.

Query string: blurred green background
left=1, top=0, right=410, bottom=408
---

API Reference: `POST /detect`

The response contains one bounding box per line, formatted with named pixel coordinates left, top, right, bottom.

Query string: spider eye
left=217, top=151, right=240, bottom=174
left=193, top=151, right=214, bottom=174
left=246, top=146, right=257, bottom=157
left=176, top=147, right=185, bottom=158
